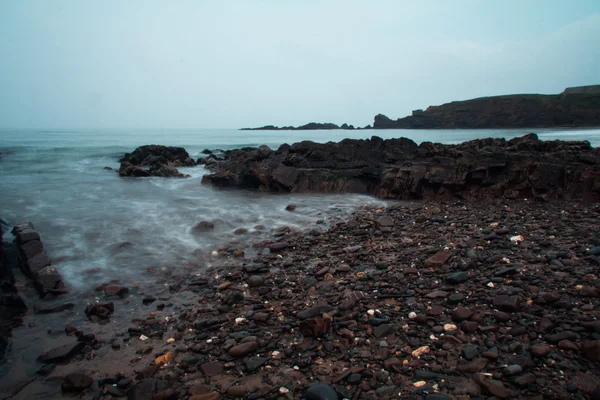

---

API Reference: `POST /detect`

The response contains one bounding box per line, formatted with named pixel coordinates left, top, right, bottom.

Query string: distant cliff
left=374, top=86, right=600, bottom=129
left=241, top=122, right=367, bottom=130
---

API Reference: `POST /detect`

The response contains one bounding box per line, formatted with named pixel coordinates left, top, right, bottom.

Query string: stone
left=244, top=357, right=267, bottom=373
left=583, top=341, right=600, bottom=362
left=472, top=373, right=509, bottom=398
left=192, top=221, right=214, bottom=233
left=37, top=341, right=84, bottom=363
left=33, top=302, right=74, bottom=314
left=446, top=271, right=469, bottom=284
left=492, top=295, right=520, bottom=312
left=462, top=345, right=478, bottom=360
left=104, top=285, right=129, bottom=297
left=377, top=216, right=394, bottom=227
left=530, top=344, right=551, bottom=357
left=190, top=394, right=220, bottom=400
left=452, top=307, right=473, bottom=322
left=62, top=372, right=93, bottom=392
left=304, top=384, right=338, bottom=400
left=247, top=275, right=264, bottom=287
left=424, top=250, right=452, bottom=268
left=200, top=361, right=224, bottom=377
left=297, top=304, right=334, bottom=320
left=269, top=242, right=289, bottom=252
left=459, top=358, right=488, bottom=372
left=228, top=341, right=258, bottom=357
left=374, top=324, right=396, bottom=338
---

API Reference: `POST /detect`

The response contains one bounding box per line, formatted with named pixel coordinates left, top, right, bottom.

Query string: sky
left=0, top=0, right=599, bottom=129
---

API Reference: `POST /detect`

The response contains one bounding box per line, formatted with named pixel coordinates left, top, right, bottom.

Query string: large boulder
left=201, top=134, right=600, bottom=201
left=119, top=145, right=194, bottom=178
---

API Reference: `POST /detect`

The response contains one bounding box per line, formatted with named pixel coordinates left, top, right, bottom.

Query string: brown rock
left=228, top=341, right=258, bottom=358
left=200, top=361, right=224, bottom=377
left=424, top=250, right=452, bottom=268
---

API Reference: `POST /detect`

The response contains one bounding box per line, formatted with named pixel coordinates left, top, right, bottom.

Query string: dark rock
left=192, top=221, right=215, bottom=233
left=201, top=133, right=600, bottom=201
left=247, top=275, right=264, bottom=287
left=446, top=271, right=469, bottom=284
left=244, top=357, right=267, bottom=373
left=200, top=361, right=224, bottom=377
left=472, top=373, right=509, bottom=398
left=228, top=341, right=258, bottom=357
left=297, top=304, right=333, bottom=320
left=492, top=295, right=521, bottom=312
left=34, top=302, right=74, bottom=314
left=37, top=341, right=84, bottom=363
left=424, top=251, right=452, bottom=268
left=452, top=307, right=473, bottom=322
left=62, top=372, right=94, bottom=392
left=304, top=384, right=339, bottom=400
left=583, top=341, right=600, bottom=362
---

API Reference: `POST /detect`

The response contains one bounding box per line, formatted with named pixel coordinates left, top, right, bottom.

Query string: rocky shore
left=2, top=199, right=600, bottom=399
left=202, top=133, right=600, bottom=202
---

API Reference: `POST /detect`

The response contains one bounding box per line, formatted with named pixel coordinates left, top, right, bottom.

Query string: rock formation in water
left=119, top=145, right=195, bottom=178
left=241, top=122, right=358, bottom=130
left=0, top=221, right=27, bottom=361
left=373, top=86, right=600, bottom=129
left=13, top=223, right=66, bottom=297
left=201, top=133, right=600, bottom=201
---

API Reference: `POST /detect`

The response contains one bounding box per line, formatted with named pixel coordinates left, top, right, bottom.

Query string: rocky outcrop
left=12, top=223, right=66, bottom=297
left=201, top=134, right=600, bottom=201
left=373, top=88, right=600, bottom=129
left=241, top=122, right=357, bottom=130
left=119, top=145, right=195, bottom=178
left=0, top=221, right=27, bottom=361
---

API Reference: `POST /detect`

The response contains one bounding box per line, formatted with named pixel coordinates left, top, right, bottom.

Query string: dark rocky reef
left=0, top=221, right=27, bottom=361
left=374, top=87, right=600, bottom=129
left=241, top=122, right=361, bottom=130
left=119, top=145, right=195, bottom=178
left=201, top=134, right=600, bottom=201
left=13, top=223, right=66, bottom=298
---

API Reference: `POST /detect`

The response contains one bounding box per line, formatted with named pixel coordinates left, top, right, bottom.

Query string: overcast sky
left=1, top=0, right=599, bottom=129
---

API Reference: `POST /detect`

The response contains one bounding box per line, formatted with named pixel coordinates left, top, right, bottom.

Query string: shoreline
left=2, top=198, right=600, bottom=399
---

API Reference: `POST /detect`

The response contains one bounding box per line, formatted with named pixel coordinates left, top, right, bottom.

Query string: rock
left=228, top=341, right=258, bottom=357
left=104, top=285, right=129, bottom=297
left=269, top=242, right=289, bottom=252
left=200, top=361, right=224, bottom=377
left=530, top=344, right=551, bottom=357
left=247, top=275, right=264, bottom=287
left=377, top=215, right=394, bottom=227
left=192, top=221, right=215, bottom=233
left=459, top=358, right=488, bottom=372
left=515, top=373, right=537, bottom=387
left=424, top=251, right=452, bottom=268
left=492, top=295, right=520, bottom=312
left=374, top=324, right=396, bottom=338
left=583, top=341, right=600, bottom=362
left=297, top=304, right=334, bottom=320
left=472, top=373, right=509, bottom=398
left=452, top=307, right=473, bottom=322
left=304, top=384, right=339, bottom=400
left=62, top=372, right=94, bottom=392
left=244, top=357, right=267, bottom=373
left=190, top=394, right=220, bottom=400
left=285, top=204, right=296, bottom=212
left=201, top=133, right=600, bottom=201
left=446, top=271, right=469, bottom=284
left=127, top=378, right=170, bottom=400
left=85, top=302, right=114, bottom=320
left=37, top=341, right=84, bottom=363
left=299, top=317, right=331, bottom=337
left=33, top=302, right=74, bottom=314
left=462, top=345, right=478, bottom=360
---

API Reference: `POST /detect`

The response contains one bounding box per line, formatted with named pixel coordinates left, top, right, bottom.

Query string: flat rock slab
left=424, top=250, right=452, bottom=268
left=297, top=304, right=334, bottom=320
left=37, top=341, right=84, bottom=363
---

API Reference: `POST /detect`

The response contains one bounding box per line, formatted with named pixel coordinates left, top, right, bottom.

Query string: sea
left=1, top=127, right=599, bottom=290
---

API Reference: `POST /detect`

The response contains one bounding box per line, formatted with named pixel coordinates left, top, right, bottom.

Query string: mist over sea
left=1, top=128, right=598, bottom=289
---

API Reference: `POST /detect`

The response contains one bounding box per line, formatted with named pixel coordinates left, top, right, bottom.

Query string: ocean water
left=1, top=127, right=599, bottom=290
